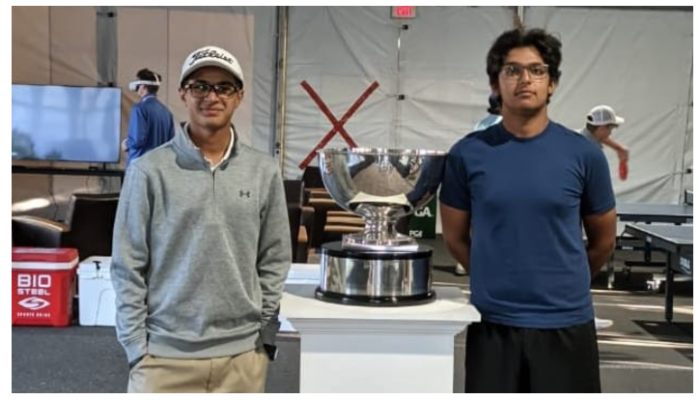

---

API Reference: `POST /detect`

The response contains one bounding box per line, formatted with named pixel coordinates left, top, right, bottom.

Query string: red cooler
left=12, top=247, right=79, bottom=327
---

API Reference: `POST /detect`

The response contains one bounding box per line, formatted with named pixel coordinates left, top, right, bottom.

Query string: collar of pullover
left=172, top=122, right=241, bottom=171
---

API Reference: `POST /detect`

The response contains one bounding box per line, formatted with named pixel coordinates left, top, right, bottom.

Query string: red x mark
left=298, top=80, right=380, bottom=170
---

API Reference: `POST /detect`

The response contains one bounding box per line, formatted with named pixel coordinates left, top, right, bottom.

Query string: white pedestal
left=281, top=264, right=480, bottom=393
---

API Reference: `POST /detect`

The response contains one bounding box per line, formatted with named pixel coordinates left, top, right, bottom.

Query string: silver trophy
left=315, top=148, right=446, bottom=306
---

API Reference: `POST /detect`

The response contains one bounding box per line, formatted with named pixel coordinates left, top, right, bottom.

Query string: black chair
left=284, top=179, right=305, bottom=205
left=283, top=180, right=312, bottom=263
left=301, top=166, right=326, bottom=205
left=301, top=166, right=324, bottom=189
left=286, top=203, right=303, bottom=263
left=12, top=192, right=120, bottom=260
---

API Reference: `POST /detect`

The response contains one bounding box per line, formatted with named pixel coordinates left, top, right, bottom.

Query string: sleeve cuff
left=260, top=318, right=281, bottom=346
left=123, top=337, right=148, bottom=364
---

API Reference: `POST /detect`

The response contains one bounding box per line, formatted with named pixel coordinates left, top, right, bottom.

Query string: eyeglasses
left=501, top=63, right=550, bottom=80
left=183, top=82, right=241, bottom=99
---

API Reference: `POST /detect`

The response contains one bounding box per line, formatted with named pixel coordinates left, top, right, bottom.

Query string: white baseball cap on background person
left=587, top=105, right=625, bottom=126
left=179, top=46, right=244, bottom=88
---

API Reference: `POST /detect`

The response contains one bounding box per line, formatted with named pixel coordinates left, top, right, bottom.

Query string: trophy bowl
left=318, top=147, right=446, bottom=251
left=315, top=148, right=446, bottom=306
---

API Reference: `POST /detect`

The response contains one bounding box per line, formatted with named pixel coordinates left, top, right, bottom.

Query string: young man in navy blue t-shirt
left=440, top=28, right=617, bottom=393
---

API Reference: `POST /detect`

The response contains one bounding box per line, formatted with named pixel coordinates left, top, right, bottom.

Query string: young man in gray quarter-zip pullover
left=111, top=45, right=291, bottom=393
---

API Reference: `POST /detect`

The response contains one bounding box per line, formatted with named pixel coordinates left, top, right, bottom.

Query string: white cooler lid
left=78, top=256, right=112, bottom=276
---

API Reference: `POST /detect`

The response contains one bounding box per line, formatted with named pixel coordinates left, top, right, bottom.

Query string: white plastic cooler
left=77, top=256, right=116, bottom=326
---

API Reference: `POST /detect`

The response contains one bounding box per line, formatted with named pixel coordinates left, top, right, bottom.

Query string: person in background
left=580, top=104, right=629, bottom=330
left=472, top=93, right=503, bottom=132
left=440, top=27, right=616, bottom=392
left=123, top=68, right=175, bottom=167
left=580, top=105, right=629, bottom=181
left=112, top=46, right=291, bottom=393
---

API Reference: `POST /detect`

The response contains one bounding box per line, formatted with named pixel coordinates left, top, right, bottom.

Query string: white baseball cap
left=179, top=46, right=244, bottom=88
left=587, top=105, right=625, bottom=126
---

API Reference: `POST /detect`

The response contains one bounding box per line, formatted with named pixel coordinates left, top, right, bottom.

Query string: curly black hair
left=486, top=28, right=562, bottom=88
left=136, top=68, right=162, bottom=94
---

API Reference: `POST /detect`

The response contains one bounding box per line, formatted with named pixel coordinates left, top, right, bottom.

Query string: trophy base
left=316, top=241, right=435, bottom=306
left=315, top=288, right=436, bottom=307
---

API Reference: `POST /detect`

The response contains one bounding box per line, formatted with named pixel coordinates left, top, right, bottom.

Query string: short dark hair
left=486, top=28, right=562, bottom=88
left=136, top=68, right=161, bottom=94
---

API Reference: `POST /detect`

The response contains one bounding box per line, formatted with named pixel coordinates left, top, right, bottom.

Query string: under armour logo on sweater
left=240, top=190, right=251, bottom=198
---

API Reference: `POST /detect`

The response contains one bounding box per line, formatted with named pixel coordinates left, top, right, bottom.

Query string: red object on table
left=619, top=160, right=628, bottom=181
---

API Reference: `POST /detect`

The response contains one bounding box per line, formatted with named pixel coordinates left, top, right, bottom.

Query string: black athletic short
left=464, top=319, right=601, bottom=393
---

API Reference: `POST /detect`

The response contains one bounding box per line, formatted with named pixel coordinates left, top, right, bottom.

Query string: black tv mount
left=12, top=165, right=125, bottom=184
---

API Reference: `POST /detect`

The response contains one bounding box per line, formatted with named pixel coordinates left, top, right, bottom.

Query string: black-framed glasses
left=183, top=81, right=241, bottom=99
left=501, top=63, right=550, bottom=80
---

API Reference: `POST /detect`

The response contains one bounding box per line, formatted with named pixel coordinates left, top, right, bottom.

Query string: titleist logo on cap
left=189, top=49, right=234, bottom=66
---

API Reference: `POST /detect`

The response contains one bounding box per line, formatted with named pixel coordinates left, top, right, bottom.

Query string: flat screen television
left=12, top=84, right=122, bottom=164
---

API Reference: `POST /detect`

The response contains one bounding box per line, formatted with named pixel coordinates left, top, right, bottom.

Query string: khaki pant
left=128, top=348, right=269, bottom=393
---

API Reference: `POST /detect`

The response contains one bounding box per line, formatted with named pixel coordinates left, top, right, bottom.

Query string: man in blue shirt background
left=472, top=93, right=503, bottom=132
left=440, top=28, right=617, bottom=392
left=123, top=68, right=175, bottom=167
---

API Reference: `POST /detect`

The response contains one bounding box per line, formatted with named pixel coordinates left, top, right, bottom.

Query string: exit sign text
left=392, top=6, right=416, bottom=19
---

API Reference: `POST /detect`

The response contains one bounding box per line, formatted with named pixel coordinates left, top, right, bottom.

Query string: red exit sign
left=392, top=6, right=416, bottom=19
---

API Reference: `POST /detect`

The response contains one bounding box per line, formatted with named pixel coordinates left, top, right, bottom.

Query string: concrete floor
left=12, top=240, right=693, bottom=393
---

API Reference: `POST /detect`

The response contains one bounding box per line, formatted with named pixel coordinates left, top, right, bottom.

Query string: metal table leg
left=664, top=251, right=675, bottom=323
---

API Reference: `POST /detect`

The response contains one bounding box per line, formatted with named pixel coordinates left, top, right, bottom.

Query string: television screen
left=12, top=84, right=122, bottom=163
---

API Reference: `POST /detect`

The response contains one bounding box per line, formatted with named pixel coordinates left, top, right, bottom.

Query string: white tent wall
left=681, top=71, right=693, bottom=199
left=395, top=7, right=515, bottom=151
left=525, top=7, right=693, bottom=204
left=283, top=7, right=401, bottom=176
left=12, top=6, right=693, bottom=222
left=281, top=6, right=692, bottom=235
left=12, top=6, right=278, bottom=219
left=282, top=6, right=515, bottom=178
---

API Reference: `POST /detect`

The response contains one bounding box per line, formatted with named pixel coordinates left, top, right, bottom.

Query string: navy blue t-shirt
left=440, top=121, right=615, bottom=328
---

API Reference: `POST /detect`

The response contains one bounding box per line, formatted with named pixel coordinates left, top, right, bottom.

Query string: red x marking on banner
left=298, top=80, right=380, bottom=170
